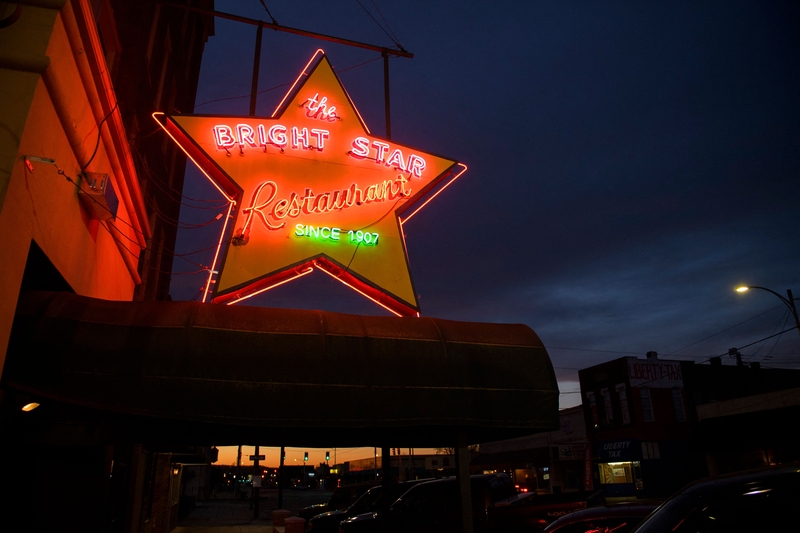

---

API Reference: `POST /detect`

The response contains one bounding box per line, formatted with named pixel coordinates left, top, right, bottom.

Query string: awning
left=3, top=291, right=559, bottom=447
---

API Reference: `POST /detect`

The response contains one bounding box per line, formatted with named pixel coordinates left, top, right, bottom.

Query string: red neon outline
left=220, top=267, right=314, bottom=305
left=401, top=163, right=468, bottom=225
left=396, top=223, right=420, bottom=318
left=202, top=201, right=235, bottom=302
left=316, top=265, right=404, bottom=317
left=152, top=112, right=237, bottom=203
left=334, top=64, right=371, bottom=135
left=272, top=49, right=325, bottom=117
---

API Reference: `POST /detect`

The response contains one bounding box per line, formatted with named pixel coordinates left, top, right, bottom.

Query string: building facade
left=471, top=405, right=591, bottom=494
left=0, top=2, right=213, bottom=531
left=579, top=352, right=800, bottom=498
left=578, top=353, right=697, bottom=497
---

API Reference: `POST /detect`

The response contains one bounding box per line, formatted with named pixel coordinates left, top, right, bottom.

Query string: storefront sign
left=557, top=445, right=581, bottom=460
left=597, top=439, right=638, bottom=461
left=154, top=50, right=466, bottom=315
left=627, top=358, right=684, bottom=388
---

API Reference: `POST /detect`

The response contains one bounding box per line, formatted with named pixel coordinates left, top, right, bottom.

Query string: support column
left=455, top=432, right=474, bottom=533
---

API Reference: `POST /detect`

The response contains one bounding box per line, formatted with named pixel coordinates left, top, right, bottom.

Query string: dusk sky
left=164, top=1, right=800, bottom=467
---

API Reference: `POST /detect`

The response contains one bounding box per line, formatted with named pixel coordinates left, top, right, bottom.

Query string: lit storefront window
left=599, top=461, right=643, bottom=491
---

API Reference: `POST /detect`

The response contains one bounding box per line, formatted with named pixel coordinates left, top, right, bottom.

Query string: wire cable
left=355, top=0, right=402, bottom=49
left=370, top=0, right=402, bottom=48
left=664, top=304, right=785, bottom=356
left=257, top=0, right=278, bottom=25
left=81, top=102, right=119, bottom=172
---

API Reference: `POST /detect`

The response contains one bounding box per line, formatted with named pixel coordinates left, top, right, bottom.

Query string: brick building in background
left=579, top=351, right=800, bottom=498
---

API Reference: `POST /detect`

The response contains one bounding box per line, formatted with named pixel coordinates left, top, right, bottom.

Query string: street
left=175, top=488, right=334, bottom=532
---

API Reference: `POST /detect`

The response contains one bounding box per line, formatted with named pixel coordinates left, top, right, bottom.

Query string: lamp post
left=736, top=285, right=800, bottom=338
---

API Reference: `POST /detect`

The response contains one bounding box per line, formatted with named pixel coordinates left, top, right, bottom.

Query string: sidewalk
left=174, top=493, right=273, bottom=533
left=175, top=489, right=331, bottom=533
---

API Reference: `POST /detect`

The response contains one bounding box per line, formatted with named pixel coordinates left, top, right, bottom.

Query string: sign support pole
left=383, top=51, right=391, bottom=139
left=250, top=22, right=263, bottom=116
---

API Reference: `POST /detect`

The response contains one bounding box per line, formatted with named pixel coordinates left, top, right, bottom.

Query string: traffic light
left=304, top=452, right=308, bottom=462
left=325, top=451, right=330, bottom=461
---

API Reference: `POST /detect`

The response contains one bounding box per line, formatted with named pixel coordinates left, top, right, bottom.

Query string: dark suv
left=307, top=479, right=427, bottom=533
left=632, top=463, right=800, bottom=533
left=298, top=481, right=377, bottom=521
left=339, top=474, right=517, bottom=533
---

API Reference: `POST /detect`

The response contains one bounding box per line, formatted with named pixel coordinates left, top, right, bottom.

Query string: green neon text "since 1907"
left=294, top=224, right=379, bottom=246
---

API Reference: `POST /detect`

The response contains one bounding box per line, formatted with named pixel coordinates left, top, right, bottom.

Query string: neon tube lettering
left=236, top=124, right=257, bottom=148
left=372, top=141, right=389, bottom=163
left=292, top=127, right=310, bottom=150
left=350, top=137, right=370, bottom=158
left=406, top=155, right=426, bottom=178
left=310, top=129, right=330, bottom=150
left=213, top=125, right=236, bottom=149
left=269, top=125, right=287, bottom=148
left=242, top=177, right=412, bottom=234
left=257, top=124, right=268, bottom=147
left=305, top=93, right=338, bottom=122
left=239, top=181, right=285, bottom=238
left=385, top=149, right=406, bottom=171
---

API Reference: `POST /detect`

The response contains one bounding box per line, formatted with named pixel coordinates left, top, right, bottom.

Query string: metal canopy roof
left=4, top=291, right=559, bottom=447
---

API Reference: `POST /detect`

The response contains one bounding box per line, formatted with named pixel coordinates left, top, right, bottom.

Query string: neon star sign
left=154, top=50, right=466, bottom=316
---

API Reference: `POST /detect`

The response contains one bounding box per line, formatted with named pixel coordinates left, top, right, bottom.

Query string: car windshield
left=349, top=487, right=383, bottom=513
left=633, top=474, right=800, bottom=533
left=330, top=488, right=360, bottom=509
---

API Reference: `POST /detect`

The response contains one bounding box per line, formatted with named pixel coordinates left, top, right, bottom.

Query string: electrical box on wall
left=78, top=172, right=119, bottom=220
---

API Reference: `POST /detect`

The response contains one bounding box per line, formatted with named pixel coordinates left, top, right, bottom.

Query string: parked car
left=307, top=479, right=427, bottom=533
left=542, top=503, right=658, bottom=533
left=298, top=481, right=377, bottom=521
left=489, top=490, right=608, bottom=531
left=339, top=473, right=518, bottom=533
left=631, top=463, right=800, bottom=533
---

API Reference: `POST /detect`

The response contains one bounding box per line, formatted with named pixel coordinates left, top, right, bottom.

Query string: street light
left=736, top=285, right=800, bottom=338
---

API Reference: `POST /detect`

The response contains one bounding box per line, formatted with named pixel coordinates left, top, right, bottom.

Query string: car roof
left=544, top=504, right=658, bottom=532
left=672, top=463, right=800, bottom=498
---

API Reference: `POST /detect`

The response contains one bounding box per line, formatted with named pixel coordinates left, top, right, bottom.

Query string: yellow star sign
left=154, top=50, right=466, bottom=316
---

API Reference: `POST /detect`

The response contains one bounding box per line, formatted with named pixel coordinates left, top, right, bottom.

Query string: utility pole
left=235, top=445, right=242, bottom=496
left=252, top=445, right=262, bottom=518
left=278, top=446, right=285, bottom=509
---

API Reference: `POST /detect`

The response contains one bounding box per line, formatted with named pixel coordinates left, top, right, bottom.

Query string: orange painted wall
left=0, top=1, right=146, bottom=376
